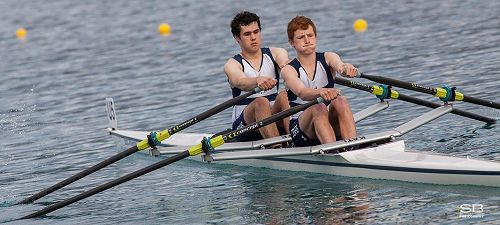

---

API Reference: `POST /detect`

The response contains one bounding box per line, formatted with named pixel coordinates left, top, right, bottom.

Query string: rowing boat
left=106, top=99, right=500, bottom=187
left=19, top=76, right=500, bottom=219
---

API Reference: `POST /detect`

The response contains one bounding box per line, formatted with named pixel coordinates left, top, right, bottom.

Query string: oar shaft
left=16, top=146, right=138, bottom=205
left=19, top=150, right=191, bottom=220
left=221, top=98, right=322, bottom=143
left=359, top=73, right=500, bottom=109
left=397, top=94, right=496, bottom=123
left=19, top=98, right=322, bottom=219
left=165, top=87, right=261, bottom=135
left=335, top=77, right=496, bottom=123
left=185, top=98, right=323, bottom=157
left=17, top=88, right=260, bottom=205
left=462, top=95, right=499, bottom=110
left=360, top=73, right=437, bottom=95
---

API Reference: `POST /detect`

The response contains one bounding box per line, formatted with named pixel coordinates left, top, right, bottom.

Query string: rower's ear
left=234, top=34, right=241, bottom=43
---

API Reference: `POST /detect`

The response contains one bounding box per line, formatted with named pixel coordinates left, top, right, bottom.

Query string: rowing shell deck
left=109, top=129, right=500, bottom=187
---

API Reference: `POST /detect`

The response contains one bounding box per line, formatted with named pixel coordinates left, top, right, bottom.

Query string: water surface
left=1, top=0, right=499, bottom=224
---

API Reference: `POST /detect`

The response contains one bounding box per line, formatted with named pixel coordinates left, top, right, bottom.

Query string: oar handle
left=358, top=73, right=500, bottom=109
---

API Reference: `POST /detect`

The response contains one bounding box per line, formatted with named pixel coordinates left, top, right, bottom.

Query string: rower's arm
left=224, top=58, right=275, bottom=91
left=281, top=65, right=323, bottom=101
left=270, top=47, right=290, bottom=69
left=325, top=52, right=358, bottom=78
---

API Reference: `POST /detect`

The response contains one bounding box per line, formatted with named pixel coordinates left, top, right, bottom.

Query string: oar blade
left=18, top=150, right=191, bottom=220
left=16, top=145, right=139, bottom=205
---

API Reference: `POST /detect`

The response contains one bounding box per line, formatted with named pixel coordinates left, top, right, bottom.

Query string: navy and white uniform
left=231, top=48, right=280, bottom=141
left=287, top=52, right=335, bottom=146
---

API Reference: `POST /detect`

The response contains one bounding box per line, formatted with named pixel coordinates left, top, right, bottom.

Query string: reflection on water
left=323, top=191, right=370, bottom=224
left=199, top=165, right=500, bottom=224
left=238, top=170, right=372, bottom=224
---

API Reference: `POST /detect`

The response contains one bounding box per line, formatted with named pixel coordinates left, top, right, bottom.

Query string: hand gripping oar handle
left=335, top=77, right=496, bottom=123
left=16, top=87, right=261, bottom=205
left=357, top=73, right=500, bottom=109
left=18, top=97, right=323, bottom=219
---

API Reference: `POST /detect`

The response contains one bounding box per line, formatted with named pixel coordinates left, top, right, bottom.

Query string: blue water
left=1, top=0, right=499, bottom=224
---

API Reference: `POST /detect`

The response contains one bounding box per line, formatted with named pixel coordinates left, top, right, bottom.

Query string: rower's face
left=235, top=22, right=261, bottom=53
left=290, top=25, right=316, bottom=55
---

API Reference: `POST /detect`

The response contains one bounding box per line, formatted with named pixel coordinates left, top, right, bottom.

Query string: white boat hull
left=108, top=129, right=500, bottom=187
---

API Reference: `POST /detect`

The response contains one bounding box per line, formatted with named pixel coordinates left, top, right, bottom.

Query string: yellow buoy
left=158, top=23, right=171, bottom=36
left=16, top=27, right=27, bottom=39
left=353, top=19, right=368, bottom=32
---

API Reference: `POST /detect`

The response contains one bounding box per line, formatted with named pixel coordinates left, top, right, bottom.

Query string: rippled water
left=1, top=0, right=499, bottom=224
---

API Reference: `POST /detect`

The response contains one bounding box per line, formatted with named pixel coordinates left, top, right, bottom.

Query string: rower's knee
left=254, top=97, right=270, bottom=105
left=252, top=97, right=271, bottom=111
left=275, top=91, right=290, bottom=110
left=310, top=104, right=329, bottom=118
left=276, top=91, right=288, bottom=102
left=332, top=96, right=351, bottom=111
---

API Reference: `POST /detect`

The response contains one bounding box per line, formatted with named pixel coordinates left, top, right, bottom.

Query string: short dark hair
left=230, top=11, right=261, bottom=38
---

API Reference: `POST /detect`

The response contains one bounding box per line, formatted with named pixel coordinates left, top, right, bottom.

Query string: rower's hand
left=340, top=63, right=358, bottom=78
left=318, top=88, right=341, bottom=101
left=256, top=76, right=277, bottom=91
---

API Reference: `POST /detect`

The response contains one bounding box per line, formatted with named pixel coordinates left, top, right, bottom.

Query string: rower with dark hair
left=224, top=11, right=290, bottom=142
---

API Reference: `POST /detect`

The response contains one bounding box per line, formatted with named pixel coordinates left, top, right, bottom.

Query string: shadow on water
left=437, top=121, right=497, bottom=143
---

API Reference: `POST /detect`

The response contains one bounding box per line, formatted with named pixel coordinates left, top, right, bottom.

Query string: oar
left=335, top=77, right=497, bottom=123
left=16, top=87, right=261, bottom=205
left=18, top=97, right=323, bottom=219
left=357, top=73, right=500, bottom=109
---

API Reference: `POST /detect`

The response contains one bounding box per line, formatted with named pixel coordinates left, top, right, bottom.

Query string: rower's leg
left=271, top=91, right=291, bottom=134
left=329, top=96, right=357, bottom=139
left=328, top=103, right=341, bottom=135
left=299, top=104, right=336, bottom=144
left=243, top=97, right=280, bottom=139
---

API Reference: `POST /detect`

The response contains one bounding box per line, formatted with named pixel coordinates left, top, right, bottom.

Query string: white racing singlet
left=231, top=48, right=280, bottom=123
left=286, top=52, right=335, bottom=119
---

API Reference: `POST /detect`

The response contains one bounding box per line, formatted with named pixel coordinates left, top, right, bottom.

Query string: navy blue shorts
left=232, top=112, right=263, bottom=142
left=289, top=117, right=340, bottom=147
left=232, top=111, right=287, bottom=142
left=289, top=117, right=321, bottom=147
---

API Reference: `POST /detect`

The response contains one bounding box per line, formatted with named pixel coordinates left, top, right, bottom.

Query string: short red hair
left=287, top=16, right=317, bottom=41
